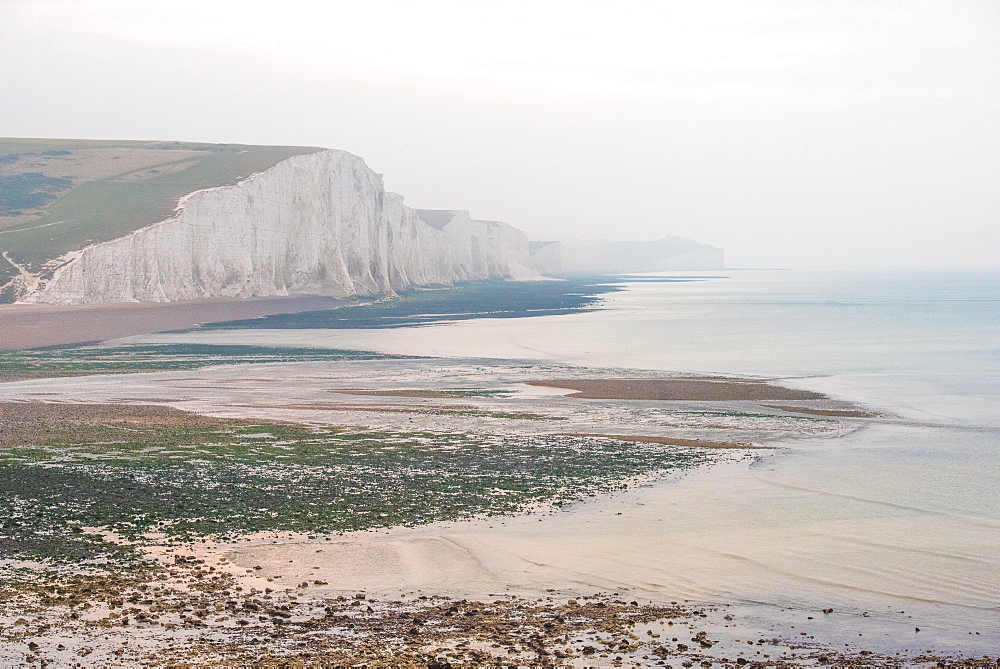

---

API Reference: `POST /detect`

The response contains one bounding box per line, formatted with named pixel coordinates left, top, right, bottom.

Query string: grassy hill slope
left=0, top=139, right=324, bottom=287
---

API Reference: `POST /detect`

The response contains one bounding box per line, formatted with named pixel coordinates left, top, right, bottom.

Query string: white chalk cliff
left=24, top=150, right=537, bottom=304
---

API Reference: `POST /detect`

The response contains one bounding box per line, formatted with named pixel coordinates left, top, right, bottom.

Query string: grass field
left=0, top=138, right=323, bottom=274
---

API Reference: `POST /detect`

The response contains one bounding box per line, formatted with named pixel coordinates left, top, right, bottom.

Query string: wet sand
left=0, top=295, right=349, bottom=350
left=528, top=378, right=826, bottom=401
left=211, top=449, right=999, bottom=658
left=0, top=401, right=228, bottom=446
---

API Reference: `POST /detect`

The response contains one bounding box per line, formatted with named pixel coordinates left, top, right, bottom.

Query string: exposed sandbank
left=762, top=403, right=883, bottom=418
left=0, top=401, right=228, bottom=446
left=528, top=378, right=826, bottom=401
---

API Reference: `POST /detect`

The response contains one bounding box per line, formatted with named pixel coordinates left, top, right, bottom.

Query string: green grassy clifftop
left=0, top=138, right=323, bottom=300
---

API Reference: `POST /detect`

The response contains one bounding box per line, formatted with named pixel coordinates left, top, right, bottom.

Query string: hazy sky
left=2, top=0, right=998, bottom=268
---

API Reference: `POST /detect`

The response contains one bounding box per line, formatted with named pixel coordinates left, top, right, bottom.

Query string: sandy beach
left=0, top=294, right=348, bottom=350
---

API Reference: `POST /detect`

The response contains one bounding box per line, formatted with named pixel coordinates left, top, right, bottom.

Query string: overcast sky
left=1, top=0, right=997, bottom=268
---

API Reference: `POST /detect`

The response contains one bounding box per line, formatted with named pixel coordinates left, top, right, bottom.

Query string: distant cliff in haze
left=527, top=236, right=724, bottom=274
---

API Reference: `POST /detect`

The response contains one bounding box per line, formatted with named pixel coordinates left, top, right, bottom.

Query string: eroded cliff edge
left=22, top=150, right=537, bottom=304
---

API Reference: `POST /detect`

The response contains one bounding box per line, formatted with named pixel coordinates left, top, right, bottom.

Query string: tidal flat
left=0, top=400, right=719, bottom=565
left=0, top=341, right=933, bottom=666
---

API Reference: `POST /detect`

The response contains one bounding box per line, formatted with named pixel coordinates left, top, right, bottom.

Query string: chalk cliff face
left=24, top=150, right=536, bottom=304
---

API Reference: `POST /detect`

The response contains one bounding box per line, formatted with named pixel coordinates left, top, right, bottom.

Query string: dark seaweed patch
left=0, top=343, right=415, bottom=381
left=0, top=409, right=712, bottom=566
left=194, top=276, right=626, bottom=330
